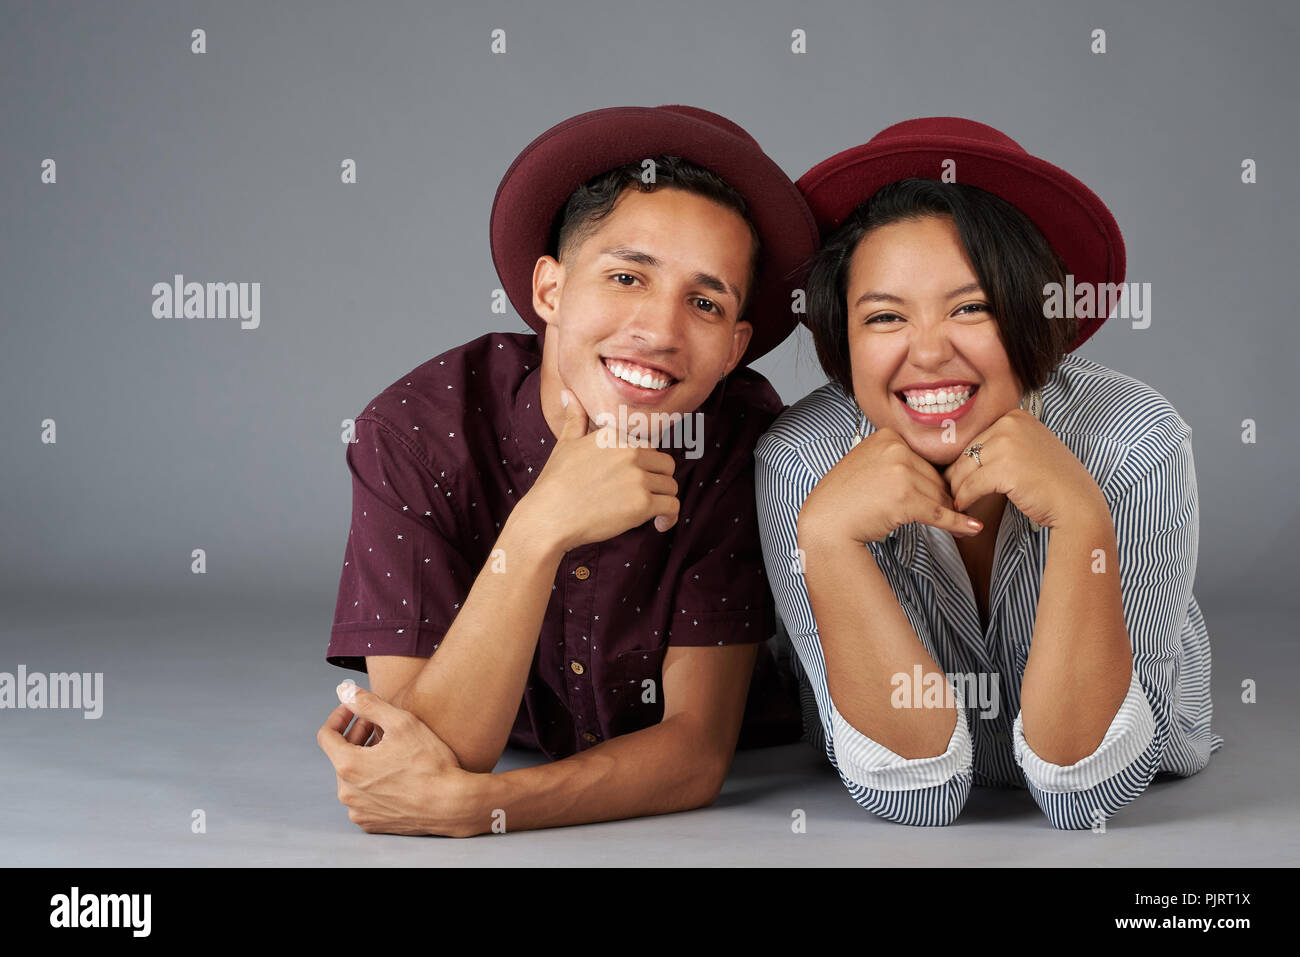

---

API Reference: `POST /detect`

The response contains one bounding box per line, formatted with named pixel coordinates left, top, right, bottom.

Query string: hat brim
left=797, top=135, right=1126, bottom=351
left=491, top=107, right=820, bottom=366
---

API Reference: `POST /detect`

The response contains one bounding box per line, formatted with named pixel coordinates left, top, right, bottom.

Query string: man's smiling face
left=532, top=185, right=756, bottom=440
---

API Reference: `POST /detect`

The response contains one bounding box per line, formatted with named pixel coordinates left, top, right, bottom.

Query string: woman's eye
left=865, top=313, right=901, bottom=325
left=955, top=302, right=990, bottom=317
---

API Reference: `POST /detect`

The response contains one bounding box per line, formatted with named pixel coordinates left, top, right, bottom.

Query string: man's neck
left=537, top=354, right=565, bottom=442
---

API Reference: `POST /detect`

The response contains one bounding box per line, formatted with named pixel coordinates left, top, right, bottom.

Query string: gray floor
left=2, top=587, right=1296, bottom=867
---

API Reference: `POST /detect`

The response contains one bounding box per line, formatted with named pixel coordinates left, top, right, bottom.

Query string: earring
left=1020, top=387, right=1044, bottom=532
left=1021, top=387, right=1043, bottom=420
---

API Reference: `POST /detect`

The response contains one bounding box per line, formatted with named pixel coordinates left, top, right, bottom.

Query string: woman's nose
left=907, top=317, right=955, bottom=364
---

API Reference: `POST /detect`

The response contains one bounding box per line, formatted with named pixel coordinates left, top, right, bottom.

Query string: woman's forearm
left=799, top=525, right=957, bottom=759
left=1019, top=511, right=1134, bottom=765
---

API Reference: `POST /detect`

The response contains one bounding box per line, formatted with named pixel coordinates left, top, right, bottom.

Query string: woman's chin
left=904, top=435, right=965, bottom=468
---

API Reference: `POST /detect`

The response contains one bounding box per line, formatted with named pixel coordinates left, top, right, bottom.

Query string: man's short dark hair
left=551, top=154, right=762, bottom=316
left=804, top=178, right=1074, bottom=398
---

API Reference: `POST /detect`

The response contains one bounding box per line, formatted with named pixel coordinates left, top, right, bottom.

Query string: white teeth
left=606, top=359, right=671, bottom=391
left=902, top=386, right=973, bottom=413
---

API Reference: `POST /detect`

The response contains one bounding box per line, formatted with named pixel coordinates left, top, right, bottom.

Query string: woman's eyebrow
left=853, top=281, right=984, bottom=309
left=853, top=290, right=905, bottom=307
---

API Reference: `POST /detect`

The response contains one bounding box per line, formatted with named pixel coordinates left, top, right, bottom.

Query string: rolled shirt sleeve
left=327, top=415, right=476, bottom=673
left=1012, top=417, right=1199, bottom=829
left=830, top=680, right=974, bottom=826
left=756, top=432, right=973, bottom=825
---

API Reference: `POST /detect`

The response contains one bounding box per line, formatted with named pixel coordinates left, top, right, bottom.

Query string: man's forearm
left=1020, top=513, right=1133, bottom=765
left=400, top=500, right=566, bottom=772
left=463, top=714, right=730, bottom=834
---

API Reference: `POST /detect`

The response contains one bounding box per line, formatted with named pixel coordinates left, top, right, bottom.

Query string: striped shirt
left=755, top=351, right=1223, bottom=828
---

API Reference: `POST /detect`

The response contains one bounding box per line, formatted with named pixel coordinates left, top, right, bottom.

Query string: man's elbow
left=677, top=756, right=729, bottom=810
left=669, top=721, right=735, bottom=809
left=396, top=689, right=502, bottom=773
left=458, top=750, right=502, bottom=775
left=436, top=723, right=502, bottom=773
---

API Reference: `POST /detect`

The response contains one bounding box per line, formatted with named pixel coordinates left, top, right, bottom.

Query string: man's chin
left=600, top=384, right=703, bottom=418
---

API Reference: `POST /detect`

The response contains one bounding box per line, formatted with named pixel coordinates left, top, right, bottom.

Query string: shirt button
left=569, top=660, right=585, bottom=675
left=583, top=732, right=598, bottom=743
left=574, top=565, right=591, bottom=580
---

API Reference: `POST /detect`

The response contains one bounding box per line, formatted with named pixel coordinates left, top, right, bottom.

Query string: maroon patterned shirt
left=327, top=331, right=801, bottom=758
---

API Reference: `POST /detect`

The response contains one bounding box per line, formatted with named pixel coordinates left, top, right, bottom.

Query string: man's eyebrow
left=599, top=246, right=662, bottom=268
left=598, top=246, right=742, bottom=306
left=852, top=282, right=985, bottom=309
left=692, top=271, right=742, bottom=307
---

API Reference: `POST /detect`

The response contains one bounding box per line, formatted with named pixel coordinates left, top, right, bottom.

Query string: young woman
left=755, top=117, right=1222, bottom=829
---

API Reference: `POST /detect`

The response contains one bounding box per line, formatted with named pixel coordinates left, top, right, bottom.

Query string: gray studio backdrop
left=3, top=0, right=1296, bottom=604
left=1, top=0, right=1298, bottom=865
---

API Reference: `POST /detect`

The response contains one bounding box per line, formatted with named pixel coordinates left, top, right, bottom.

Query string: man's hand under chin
left=317, top=683, right=489, bottom=837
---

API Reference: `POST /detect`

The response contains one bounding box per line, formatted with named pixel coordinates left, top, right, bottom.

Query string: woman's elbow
left=846, top=772, right=972, bottom=827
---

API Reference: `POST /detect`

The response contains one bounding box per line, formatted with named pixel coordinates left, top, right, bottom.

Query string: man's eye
left=694, top=298, right=718, bottom=314
left=612, top=273, right=638, bottom=286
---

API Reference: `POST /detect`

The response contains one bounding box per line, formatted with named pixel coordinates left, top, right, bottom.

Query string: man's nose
left=624, top=287, right=687, bottom=349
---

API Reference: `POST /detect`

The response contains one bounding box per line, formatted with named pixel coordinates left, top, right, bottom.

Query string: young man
left=316, top=105, right=819, bottom=836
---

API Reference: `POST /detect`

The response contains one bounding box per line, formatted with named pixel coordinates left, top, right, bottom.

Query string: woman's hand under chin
left=943, top=408, right=1111, bottom=532
left=797, top=425, right=986, bottom=549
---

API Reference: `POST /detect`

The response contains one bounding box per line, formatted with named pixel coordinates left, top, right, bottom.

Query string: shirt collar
left=512, top=362, right=553, bottom=473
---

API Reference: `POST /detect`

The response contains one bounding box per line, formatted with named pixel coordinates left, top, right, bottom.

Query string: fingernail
left=967, top=519, right=983, bottom=530
left=654, top=516, right=669, bottom=532
left=337, top=680, right=357, bottom=703
left=560, top=390, right=569, bottom=408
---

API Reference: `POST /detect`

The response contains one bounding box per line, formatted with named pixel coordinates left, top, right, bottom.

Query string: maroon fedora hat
left=796, top=117, right=1126, bottom=351
left=490, top=105, right=819, bottom=366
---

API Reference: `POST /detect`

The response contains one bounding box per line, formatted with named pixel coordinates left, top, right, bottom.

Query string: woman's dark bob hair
left=804, top=178, right=1075, bottom=400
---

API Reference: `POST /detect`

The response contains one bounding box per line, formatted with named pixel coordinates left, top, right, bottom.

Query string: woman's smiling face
left=845, top=214, right=1023, bottom=467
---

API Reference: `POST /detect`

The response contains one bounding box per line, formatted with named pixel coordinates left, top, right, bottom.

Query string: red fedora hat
left=490, top=105, right=819, bottom=366
left=796, top=117, right=1126, bottom=351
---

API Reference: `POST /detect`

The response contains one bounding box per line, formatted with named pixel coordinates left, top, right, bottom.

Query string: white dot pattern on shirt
left=332, top=336, right=780, bottom=751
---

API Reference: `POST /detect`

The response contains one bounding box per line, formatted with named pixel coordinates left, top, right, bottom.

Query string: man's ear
left=722, top=319, right=754, bottom=376
left=532, top=255, right=564, bottom=329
